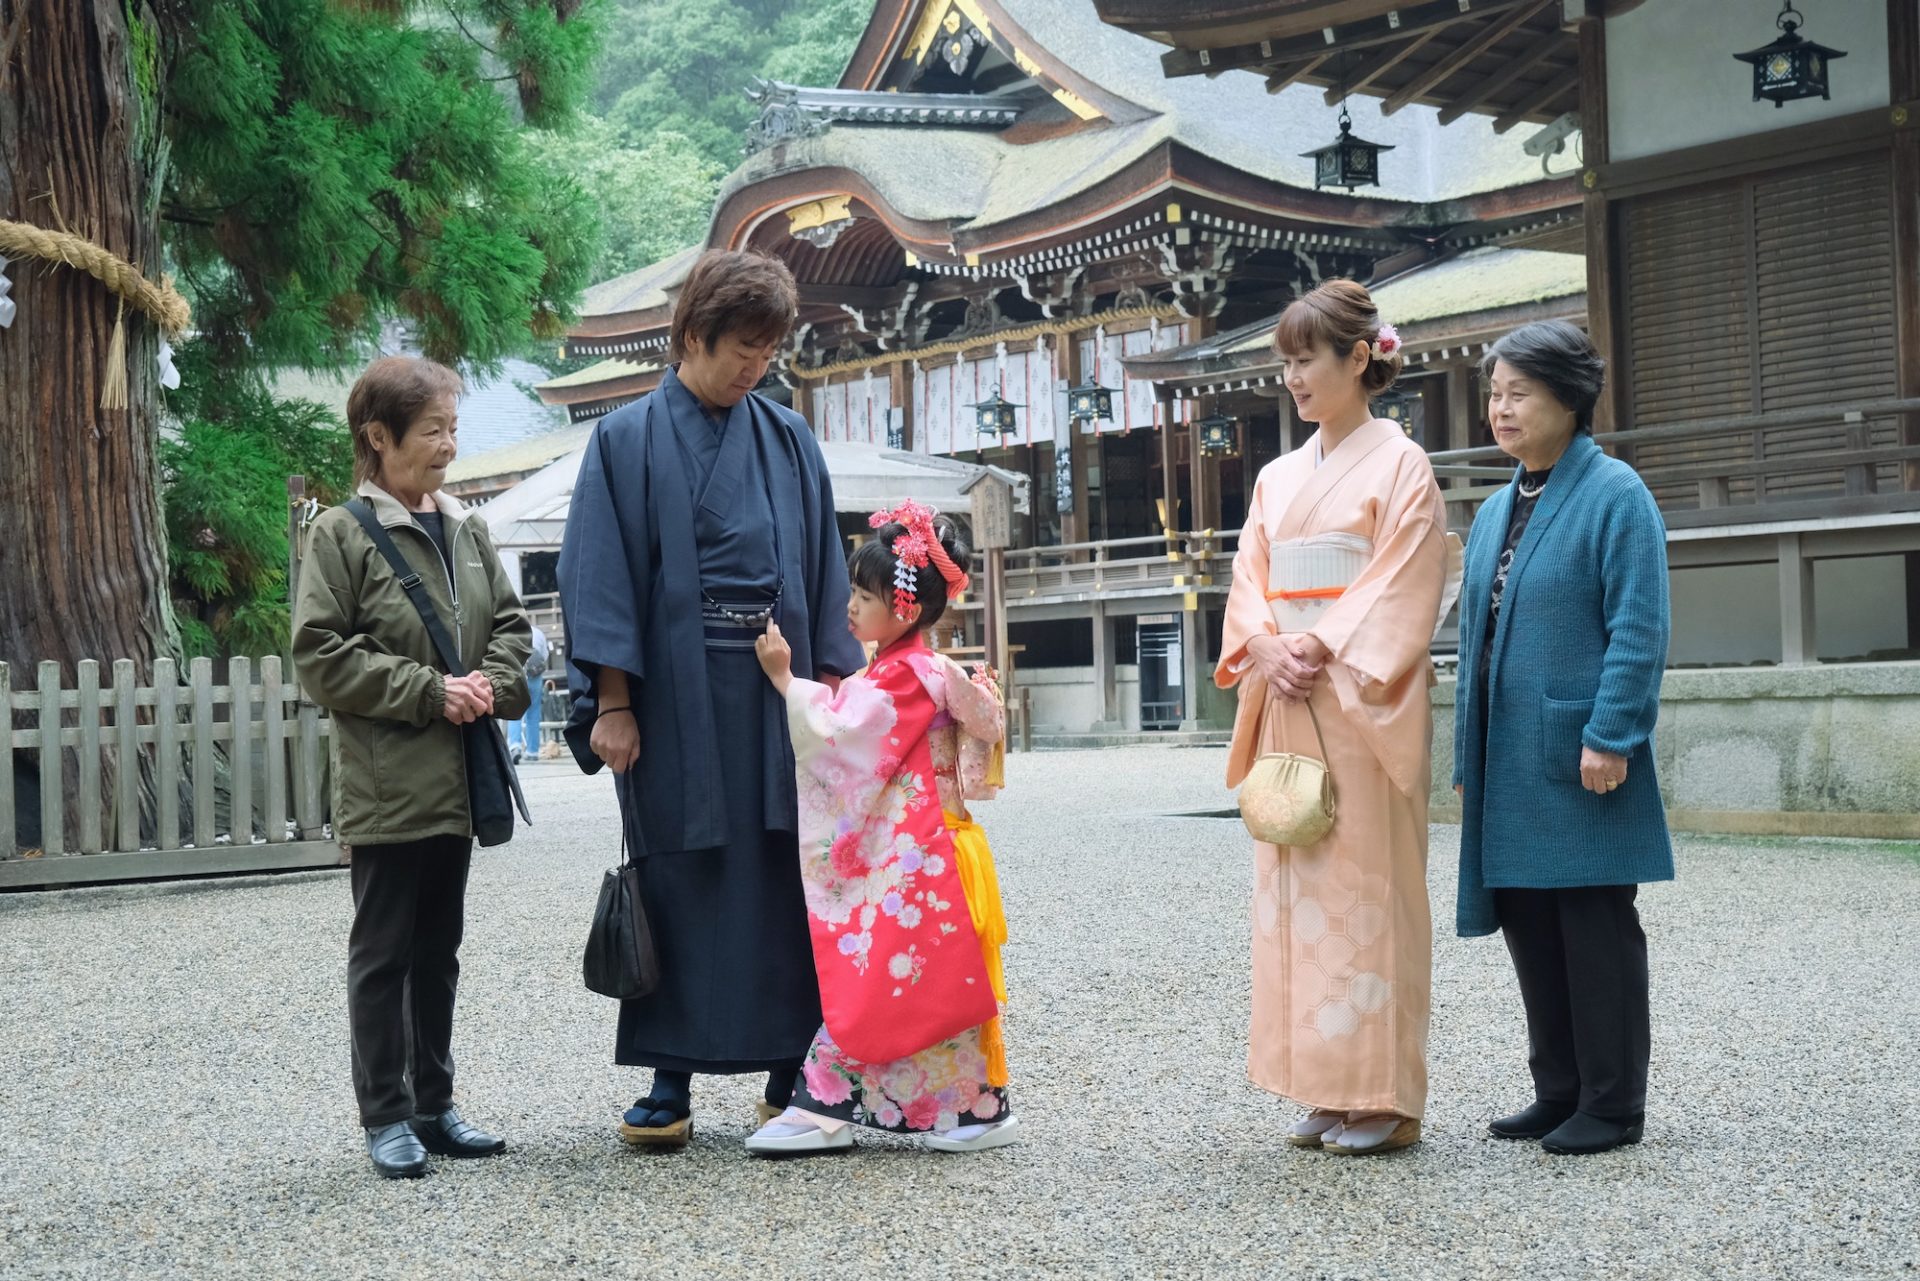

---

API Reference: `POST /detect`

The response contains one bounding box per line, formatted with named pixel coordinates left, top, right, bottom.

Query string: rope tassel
left=100, top=298, right=128, bottom=411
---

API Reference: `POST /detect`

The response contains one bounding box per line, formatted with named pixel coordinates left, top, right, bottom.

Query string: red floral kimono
left=782, top=631, right=1010, bottom=1133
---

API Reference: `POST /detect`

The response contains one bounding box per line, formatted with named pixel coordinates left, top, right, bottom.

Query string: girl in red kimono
left=748, top=503, right=1017, bottom=1156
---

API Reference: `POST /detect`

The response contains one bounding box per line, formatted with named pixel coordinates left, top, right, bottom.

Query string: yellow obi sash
left=945, top=809, right=1009, bottom=1088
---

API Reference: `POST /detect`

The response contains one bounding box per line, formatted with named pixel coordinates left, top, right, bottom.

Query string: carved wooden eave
left=1121, top=242, right=1590, bottom=395
left=846, top=0, right=1153, bottom=126
left=742, top=79, right=1045, bottom=157
left=1089, top=0, right=1601, bottom=134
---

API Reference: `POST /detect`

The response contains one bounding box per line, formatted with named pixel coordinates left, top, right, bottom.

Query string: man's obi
left=1265, top=533, right=1372, bottom=633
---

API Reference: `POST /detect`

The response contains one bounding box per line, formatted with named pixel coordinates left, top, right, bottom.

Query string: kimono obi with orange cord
left=1265, top=533, right=1372, bottom=634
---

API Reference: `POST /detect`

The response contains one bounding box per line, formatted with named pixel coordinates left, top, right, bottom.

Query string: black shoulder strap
left=348, top=499, right=532, bottom=829
left=347, top=499, right=467, bottom=677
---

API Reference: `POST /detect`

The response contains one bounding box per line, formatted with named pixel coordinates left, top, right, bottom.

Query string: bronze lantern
left=967, top=384, right=1024, bottom=439
left=1067, top=375, right=1117, bottom=424
left=1301, top=105, right=1393, bottom=192
left=1734, top=2, right=1846, bottom=108
left=1195, top=411, right=1241, bottom=459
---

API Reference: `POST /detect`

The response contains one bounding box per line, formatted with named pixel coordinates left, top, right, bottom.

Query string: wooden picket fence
left=1, top=657, right=341, bottom=888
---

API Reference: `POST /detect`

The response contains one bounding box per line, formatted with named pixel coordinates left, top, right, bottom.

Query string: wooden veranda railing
left=1429, top=397, right=1920, bottom=529
left=517, top=529, right=1245, bottom=654
left=997, top=530, right=1240, bottom=602
left=1, top=657, right=338, bottom=888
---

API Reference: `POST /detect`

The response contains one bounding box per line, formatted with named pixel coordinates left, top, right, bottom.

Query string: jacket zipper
left=391, top=511, right=469, bottom=672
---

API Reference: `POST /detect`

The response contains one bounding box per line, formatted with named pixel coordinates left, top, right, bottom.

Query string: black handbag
left=346, top=500, right=531, bottom=847
left=583, top=811, right=659, bottom=1000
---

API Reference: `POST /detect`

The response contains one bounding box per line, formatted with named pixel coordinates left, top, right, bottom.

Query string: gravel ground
left=2, top=746, right=1917, bottom=1281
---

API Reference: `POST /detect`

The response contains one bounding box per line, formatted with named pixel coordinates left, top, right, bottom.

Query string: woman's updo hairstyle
left=1272, top=278, right=1402, bottom=397
left=847, top=513, right=971, bottom=631
left=1479, top=320, right=1606, bottom=435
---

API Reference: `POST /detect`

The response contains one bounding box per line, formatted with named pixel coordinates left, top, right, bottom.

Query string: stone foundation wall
left=1430, top=662, right=1920, bottom=838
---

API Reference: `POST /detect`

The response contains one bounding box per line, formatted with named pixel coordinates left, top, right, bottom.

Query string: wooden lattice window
left=1619, top=154, right=1897, bottom=508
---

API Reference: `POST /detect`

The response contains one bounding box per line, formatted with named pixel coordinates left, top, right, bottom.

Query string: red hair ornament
left=869, top=500, right=971, bottom=619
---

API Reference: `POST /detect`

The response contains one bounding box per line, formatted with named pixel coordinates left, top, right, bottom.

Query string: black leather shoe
left=1488, top=1099, right=1578, bottom=1141
left=411, top=1107, right=507, bottom=1157
left=1542, top=1111, right=1644, bottom=1155
left=366, top=1121, right=429, bottom=1178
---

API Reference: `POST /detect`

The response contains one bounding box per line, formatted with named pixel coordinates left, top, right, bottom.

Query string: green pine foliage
left=528, top=117, right=721, bottom=281
left=163, top=0, right=604, bottom=373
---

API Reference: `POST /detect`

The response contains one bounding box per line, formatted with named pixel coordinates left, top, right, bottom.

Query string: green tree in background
left=166, top=0, right=602, bottom=373
left=531, top=117, right=721, bottom=279
left=161, top=349, right=357, bottom=660
left=569, top=0, right=872, bottom=282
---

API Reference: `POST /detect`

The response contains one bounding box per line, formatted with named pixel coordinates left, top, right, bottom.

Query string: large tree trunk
left=1, top=1, right=175, bottom=848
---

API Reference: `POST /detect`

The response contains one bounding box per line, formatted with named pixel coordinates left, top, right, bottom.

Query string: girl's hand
left=755, top=620, right=794, bottom=693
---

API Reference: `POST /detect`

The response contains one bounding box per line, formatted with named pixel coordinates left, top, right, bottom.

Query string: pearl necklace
left=1518, top=472, right=1549, bottom=499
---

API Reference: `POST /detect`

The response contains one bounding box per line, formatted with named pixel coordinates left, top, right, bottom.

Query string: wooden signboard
left=969, top=473, right=1013, bottom=551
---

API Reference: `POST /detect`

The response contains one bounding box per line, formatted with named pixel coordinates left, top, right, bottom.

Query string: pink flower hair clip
left=1370, top=322, right=1401, bottom=360
left=869, top=500, right=971, bottom=619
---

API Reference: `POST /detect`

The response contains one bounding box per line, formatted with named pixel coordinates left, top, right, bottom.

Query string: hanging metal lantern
left=1195, top=410, right=1241, bottom=458
left=1374, top=389, right=1422, bottom=441
left=1067, top=374, right=1116, bottom=423
left=1301, top=104, right=1393, bottom=192
left=1734, top=2, right=1846, bottom=108
left=967, top=383, right=1023, bottom=439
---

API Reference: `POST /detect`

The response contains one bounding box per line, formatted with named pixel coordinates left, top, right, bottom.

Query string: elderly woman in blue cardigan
left=1453, top=321, right=1673, bottom=1157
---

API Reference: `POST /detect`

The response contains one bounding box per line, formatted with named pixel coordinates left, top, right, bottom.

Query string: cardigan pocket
left=1540, top=696, right=1594, bottom=783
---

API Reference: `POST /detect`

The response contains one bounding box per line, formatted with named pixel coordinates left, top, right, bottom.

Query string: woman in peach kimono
left=1216, top=280, right=1455, bottom=1155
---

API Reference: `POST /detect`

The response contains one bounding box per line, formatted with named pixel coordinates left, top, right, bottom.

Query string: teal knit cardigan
left=1452, top=431, right=1675, bottom=937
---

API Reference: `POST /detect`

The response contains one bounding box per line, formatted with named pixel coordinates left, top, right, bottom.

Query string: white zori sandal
left=924, top=1114, right=1022, bottom=1153
left=744, top=1108, right=854, bottom=1157
left=1321, top=1112, right=1421, bottom=1155
left=1287, top=1109, right=1346, bottom=1149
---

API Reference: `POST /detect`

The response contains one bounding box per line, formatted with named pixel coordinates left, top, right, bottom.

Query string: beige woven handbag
left=1237, top=692, right=1336, bottom=847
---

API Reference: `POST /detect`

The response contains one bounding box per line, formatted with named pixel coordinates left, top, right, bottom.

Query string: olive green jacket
left=292, top=482, right=532, bottom=847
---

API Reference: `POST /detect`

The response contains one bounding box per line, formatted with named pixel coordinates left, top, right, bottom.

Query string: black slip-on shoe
left=1488, top=1099, right=1578, bottom=1141
left=366, top=1121, right=429, bottom=1178
left=1542, top=1111, right=1645, bottom=1155
left=411, top=1107, right=506, bottom=1157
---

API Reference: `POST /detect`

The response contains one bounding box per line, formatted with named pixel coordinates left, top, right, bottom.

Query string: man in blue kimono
left=558, top=250, right=864, bottom=1147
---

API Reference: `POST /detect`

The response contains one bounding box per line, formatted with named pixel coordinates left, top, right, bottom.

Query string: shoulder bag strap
left=346, top=499, right=467, bottom=677
left=345, top=501, right=530, bottom=826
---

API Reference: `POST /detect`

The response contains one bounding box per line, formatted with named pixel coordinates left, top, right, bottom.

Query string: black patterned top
left=1477, top=466, right=1553, bottom=692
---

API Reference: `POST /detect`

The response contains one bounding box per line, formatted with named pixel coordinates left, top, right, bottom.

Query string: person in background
left=510, top=623, right=549, bottom=764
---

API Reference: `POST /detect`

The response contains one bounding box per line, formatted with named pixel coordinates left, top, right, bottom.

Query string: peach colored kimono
left=1216, top=418, right=1449, bottom=1119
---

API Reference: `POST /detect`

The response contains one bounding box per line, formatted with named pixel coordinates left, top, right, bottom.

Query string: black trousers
left=346, top=835, right=473, bottom=1127
left=1494, top=885, right=1650, bottom=1121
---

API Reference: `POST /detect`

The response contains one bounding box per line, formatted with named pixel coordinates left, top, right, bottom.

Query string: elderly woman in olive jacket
left=293, top=357, right=531, bottom=1180
left=1453, top=322, right=1673, bottom=1158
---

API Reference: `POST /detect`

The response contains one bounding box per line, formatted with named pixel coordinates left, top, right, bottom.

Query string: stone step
left=1028, top=729, right=1233, bottom=751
